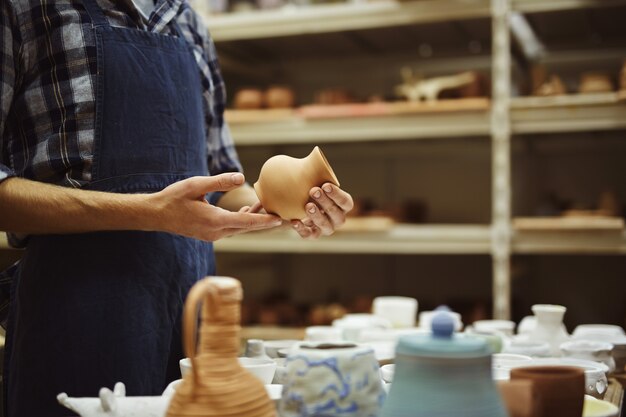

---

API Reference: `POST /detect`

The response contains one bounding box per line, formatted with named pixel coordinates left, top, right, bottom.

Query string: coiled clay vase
left=166, top=277, right=275, bottom=417
left=254, top=146, right=340, bottom=220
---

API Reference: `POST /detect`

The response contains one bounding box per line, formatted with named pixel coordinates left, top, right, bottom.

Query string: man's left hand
left=291, top=183, right=354, bottom=239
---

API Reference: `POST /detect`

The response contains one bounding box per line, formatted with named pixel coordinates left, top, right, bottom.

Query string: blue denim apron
left=4, top=1, right=214, bottom=415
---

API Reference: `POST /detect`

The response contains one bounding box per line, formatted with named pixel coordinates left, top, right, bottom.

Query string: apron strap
left=82, top=0, right=111, bottom=28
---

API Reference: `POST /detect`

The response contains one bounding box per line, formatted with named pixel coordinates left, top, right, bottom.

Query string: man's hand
left=291, top=183, right=354, bottom=239
left=149, top=173, right=282, bottom=241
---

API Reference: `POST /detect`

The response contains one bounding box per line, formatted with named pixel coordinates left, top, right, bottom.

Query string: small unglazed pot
left=254, top=146, right=339, bottom=220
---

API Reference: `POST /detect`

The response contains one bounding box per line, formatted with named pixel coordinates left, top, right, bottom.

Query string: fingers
left=319, top=183, right=354, bottom=213
left=291, top=219, right=322, bottom=239
left=309, top=186, right=348, bottom=230
left=185, top=173, right=246, bottom=196
left=221, top=210, right=282, bottom=230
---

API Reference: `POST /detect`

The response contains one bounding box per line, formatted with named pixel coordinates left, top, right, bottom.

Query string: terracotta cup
left=510, top=366, right=585, bottom=417
left=254, top=146, right=339, bottom=220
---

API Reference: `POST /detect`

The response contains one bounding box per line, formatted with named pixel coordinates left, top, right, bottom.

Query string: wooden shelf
left=511, top=93, right=626, bottom=134
left=226, top=99, right=491, bottom=145
left=512, top=0, right=626, bottom=14
left=214, top=224, right=493, bottom=254
left=203, top=0, right=491, bottom=42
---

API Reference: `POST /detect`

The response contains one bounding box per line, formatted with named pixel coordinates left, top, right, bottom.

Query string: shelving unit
left=201, top=0, right=626, bottom=321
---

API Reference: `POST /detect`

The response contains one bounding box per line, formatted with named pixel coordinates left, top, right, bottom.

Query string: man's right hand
left=149, top=173, right=282, bottom=242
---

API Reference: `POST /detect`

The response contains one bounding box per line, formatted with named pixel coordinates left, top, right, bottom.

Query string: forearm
left=216, top=183, right=259, bottom=211
left=0, top=177, right=152, bottom=234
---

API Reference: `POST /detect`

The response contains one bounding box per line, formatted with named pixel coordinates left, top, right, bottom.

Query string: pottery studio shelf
left=511, top=93, right=626, bottom=135
left=512, top=217, right=626, bottom=254
left=203, top=0, right=626, bottom=42
left=225, top=94, right=626, bottom=145
left=214, top=224, right=493, bottom=254
left=225, top=99, right=492, bottom=145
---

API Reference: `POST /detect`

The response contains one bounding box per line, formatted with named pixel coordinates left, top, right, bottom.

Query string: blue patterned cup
left=279, top=342, right=386, bottom=417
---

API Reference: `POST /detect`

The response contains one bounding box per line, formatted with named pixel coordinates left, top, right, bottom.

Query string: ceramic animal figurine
left=534, top=75, right=566, bottom=96
left=380, top=306, right=508, bottom=417
left=166, top=277, right=275, bottom=417
left=254, top=146, right=340, bottom=220
left=57, top=382, right=170, bottom=417
left=279, top=342, right=386, bottom=417
left=395, top=67, right=479, bottom=102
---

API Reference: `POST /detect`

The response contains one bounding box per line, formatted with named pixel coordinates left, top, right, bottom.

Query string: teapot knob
left=432, top=305, right=455, bottom=339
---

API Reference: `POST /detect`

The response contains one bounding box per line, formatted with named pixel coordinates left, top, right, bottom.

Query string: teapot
left=380, top=306, right=508, bottom=417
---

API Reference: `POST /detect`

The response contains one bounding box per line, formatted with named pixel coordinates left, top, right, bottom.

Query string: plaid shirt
left=0, top=0, right=242, bottom=325
left=0, top=0, right=240, bottom=193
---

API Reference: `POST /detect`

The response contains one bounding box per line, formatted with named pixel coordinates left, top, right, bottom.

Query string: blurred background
left=2, top=0, right=626, bottom=334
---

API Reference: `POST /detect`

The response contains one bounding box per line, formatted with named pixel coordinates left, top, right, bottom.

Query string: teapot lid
left=396, top=306, right=490, bottom=358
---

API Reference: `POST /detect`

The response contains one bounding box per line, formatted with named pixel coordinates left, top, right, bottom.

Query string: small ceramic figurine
left=381, top=306, right=508, bottom=417
left=264, top=86, right=295, bottom=109
left=233, top=88, right=264, bottom=109
left=526, top=304, right=570, bottom=357
left=279, top=342, right=386, bottom=417
left=166, top=277, right=275, bottom=417
left=254, top=146, right=340, bottom=220
left=57, top=382, right=170, bottom=417
left=395, top=67, right=480, bottom=102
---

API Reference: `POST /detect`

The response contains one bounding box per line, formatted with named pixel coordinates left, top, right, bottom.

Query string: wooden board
left=513, top=216, right=625, bottom=232
left=225, top=98, right=490, bottom=124
left=339, top=216, right=396, bottom=232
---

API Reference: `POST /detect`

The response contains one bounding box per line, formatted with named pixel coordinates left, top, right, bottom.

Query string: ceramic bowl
left=473, top=320, right=516, bottom=337
left=380, top=363, right=395, bottom=383
left=332, top=313, right=392, bottom=342
left=583, top=395, right=620, bottom=417
left=491, top=353, right=532, bottom=381
left=304, top=325, right=343, bottom=342
left=180, top=357, right=277, bottom=385
left=573, top=325, right=625, bottom=339
left=502, top=337, right=551, bottom=358
left=358, top=327, right=428, bottom=343
left=508, top=358, right=609, bottom=398
left=560, top=340, right=616, bottom=373
left=263, top=339, right=300, bottom=358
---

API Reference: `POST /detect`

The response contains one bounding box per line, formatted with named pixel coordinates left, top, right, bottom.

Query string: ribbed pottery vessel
left=380, top=307, right=508, bottom=417
left=254, top=146, right=339, bottom=220
left=166, top=277, right=275, bottom=417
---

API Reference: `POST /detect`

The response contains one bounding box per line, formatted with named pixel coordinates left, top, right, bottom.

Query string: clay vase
left=528, top=304, right=570, bottom=357
left=254, top=146, right=339, bottom=220
left=234, top=88, right=263, bottom=109
left=510, top=366, right=585, bottom=417
left=166, top=277, right=275, bottom=417
left=264, top=86, right=295, bottom=109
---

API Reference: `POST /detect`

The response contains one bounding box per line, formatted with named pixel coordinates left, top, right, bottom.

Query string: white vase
left=528, top=304, right=570, bottom=356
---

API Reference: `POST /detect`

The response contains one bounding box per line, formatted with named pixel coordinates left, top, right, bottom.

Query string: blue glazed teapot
left=380, top=306, right=508, bottom=417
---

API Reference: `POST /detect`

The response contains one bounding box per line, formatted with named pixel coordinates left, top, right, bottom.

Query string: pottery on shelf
left=264, top=86, right=295, bottom=109
left=527, top=304, right=570, bottom=357
left=380, top=306, right=508, bottom=417
left=509, top=366, right=585, bottom=417
left=166, top=276, right=274, bottom=417
left=372, top=296, right=418, bottom=329
left=279, top=342, right=386, bottom=417
left=254, top=146, right=340, bottom=220
left=579, top=72, right=614, bottom=94
left=233, top=88, right=263, bottom=109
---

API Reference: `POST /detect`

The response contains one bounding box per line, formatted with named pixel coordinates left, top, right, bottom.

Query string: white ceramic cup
left=180, top=357, right=277, bottom=384
left=372, top=296, right=418, bottom=328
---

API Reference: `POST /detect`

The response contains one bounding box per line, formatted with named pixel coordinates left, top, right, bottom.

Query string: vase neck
left=198, top=300, right=241, bottom=357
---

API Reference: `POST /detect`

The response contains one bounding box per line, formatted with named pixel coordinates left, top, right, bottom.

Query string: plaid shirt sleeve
left=0, top=1, right=19, bottom=184
left=183, top=7, right=242, bottom=205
